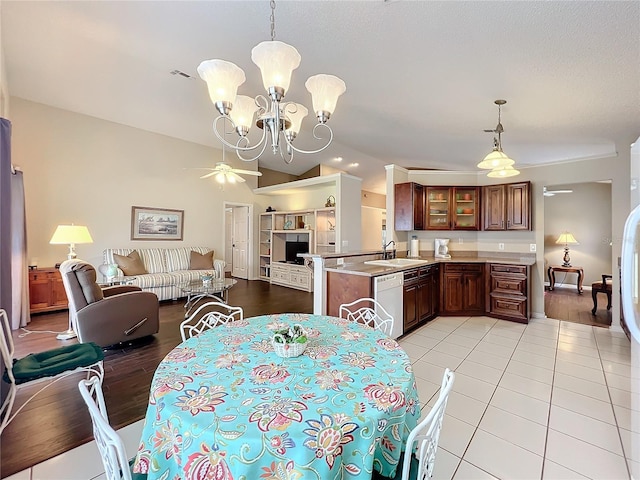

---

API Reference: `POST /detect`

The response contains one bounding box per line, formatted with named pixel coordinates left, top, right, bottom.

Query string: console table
left=548, top=265, right=584, bottom=294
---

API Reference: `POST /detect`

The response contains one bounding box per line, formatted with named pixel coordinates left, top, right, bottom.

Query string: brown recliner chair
left=59, top=259, right=159, bottom=348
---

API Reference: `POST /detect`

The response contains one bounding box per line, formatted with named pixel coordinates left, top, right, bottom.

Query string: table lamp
left=49, top=224, right=93, bottom=260
left=49, top=224, right=93, bottom=340
left=556, top=232, right=579, bottom=267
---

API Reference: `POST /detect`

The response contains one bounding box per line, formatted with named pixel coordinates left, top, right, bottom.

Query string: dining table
left=132, top=313, right=421, bottom=480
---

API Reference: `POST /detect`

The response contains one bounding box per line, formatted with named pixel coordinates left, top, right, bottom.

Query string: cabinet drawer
left=403, top=268, right=419, bottom=283
left=490, top=264, right=527, bottom=276
left=419, top=264, right=439, bottom=277
left=490, top=295, right=527, bottom=321
left=491, top=275, right=526, bottom=296
left=443, top=263, right=483, bottom=273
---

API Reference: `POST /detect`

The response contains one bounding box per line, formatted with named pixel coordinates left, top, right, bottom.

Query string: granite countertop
left=324, top=254, right=536, bottom=277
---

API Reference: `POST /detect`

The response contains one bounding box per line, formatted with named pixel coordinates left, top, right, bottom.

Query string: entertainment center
left=259, top=207, right=336, bottom=291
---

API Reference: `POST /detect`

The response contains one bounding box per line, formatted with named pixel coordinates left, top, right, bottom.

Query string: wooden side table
left=547, top=265, right=584, bottom=294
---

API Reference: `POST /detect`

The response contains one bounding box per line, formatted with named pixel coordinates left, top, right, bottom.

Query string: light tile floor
left=5, top=316, right=636, bottom=480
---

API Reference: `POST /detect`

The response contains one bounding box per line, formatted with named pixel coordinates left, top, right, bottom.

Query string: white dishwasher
left=373, top=273, right=404, bottom=339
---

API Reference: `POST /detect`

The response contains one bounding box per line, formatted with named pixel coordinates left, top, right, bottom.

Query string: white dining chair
left=78, top=376, right=146, bottom=480
left=338, top=297, right=394, bottom=336
left=0, top=308, right=104, bottom=435
left=400, top=368, right=455, bottom=480
left=179, top=301, right=244, bottom=341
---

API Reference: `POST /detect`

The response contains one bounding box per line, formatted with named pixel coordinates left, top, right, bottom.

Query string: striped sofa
left=102, top=247, right=225, bottom=301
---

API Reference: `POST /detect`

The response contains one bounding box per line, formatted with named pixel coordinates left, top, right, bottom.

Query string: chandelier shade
left=229, top=95, right=257, bottom=136
left=477, top=149, right=515, bottom=170
left=197, top=0, right=345, bottom=165
left=197, top=60, right=246, bottom=113
left=251, top=41, right=301, bottom=96
left=305, top=74, right=347, bottom=121
left=487, top=165, right=520, bottom=178
left=285, top=103, right=308, bottom=136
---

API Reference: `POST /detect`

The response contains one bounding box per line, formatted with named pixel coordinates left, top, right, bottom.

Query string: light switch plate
left=530, top=244, right=537, bottom=252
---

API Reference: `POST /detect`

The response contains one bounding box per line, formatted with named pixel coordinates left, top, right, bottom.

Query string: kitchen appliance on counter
left=435, top=238, right=451, bottom=259
left=373, top=272, right=404, bottom=339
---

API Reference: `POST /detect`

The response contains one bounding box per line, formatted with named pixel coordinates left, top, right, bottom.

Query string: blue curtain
left=0, top=118, right=11, bottom=321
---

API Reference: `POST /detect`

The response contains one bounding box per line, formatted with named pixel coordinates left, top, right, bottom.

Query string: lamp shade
left=477, top=150, right=515, bottom=169
left=556, top=232, right=579, bottom=245
left=285, top=103, right=308, bottom=136
left=229, top=95, right=257, bottom=134
left=197, top=59, right=246, bottom=107
left=251, top=41, right=301, bottom=94
left=49, top=225, right=93, bottom=245
left=487, top=165, right=520, bottom=178
left=305, top=74, right=346, bottom=118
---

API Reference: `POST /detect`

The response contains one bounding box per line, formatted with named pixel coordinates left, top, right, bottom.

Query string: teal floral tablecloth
left=133, top=313, right=420, bottom=480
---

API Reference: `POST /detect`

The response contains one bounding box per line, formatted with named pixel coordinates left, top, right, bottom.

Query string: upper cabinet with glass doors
left=425, top=186, right=480, bottom=230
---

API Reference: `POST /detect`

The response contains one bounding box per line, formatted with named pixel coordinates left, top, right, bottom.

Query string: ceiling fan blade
left=231, top=168, right=263, bottom=176
left=228, top=171, right=246, bottom=183
left=199, top=171, right=217, bottom=179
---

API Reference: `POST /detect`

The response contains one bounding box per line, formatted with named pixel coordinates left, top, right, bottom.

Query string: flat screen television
left=285, top=241, right=309, bottom=265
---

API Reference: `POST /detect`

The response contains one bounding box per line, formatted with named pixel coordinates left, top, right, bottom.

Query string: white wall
left=9, top=98, right=258, bottom=269
left=0, top=7, right=9, bottom=117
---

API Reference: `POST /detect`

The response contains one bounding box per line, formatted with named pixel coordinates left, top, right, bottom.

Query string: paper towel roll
left=409, top=238, right=420, bottom=258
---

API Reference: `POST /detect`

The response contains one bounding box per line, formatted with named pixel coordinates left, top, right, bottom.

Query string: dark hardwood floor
left=1, top=279, right=313, bottom=479
left=544, top=286, right=612, bottom=327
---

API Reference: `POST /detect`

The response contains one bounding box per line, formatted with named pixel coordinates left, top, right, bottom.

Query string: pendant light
left=478, top=99, right=519, bottom=176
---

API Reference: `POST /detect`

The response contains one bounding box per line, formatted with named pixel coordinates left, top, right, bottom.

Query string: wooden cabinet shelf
left=29, top=267, right=68, bottom=314
left=440, top=263, right=484, bottom=315
left=395, top=182, right=425, bottom=231
left=486, top=263, right=530, bottom=322
left=425, top=186, right=480, bottom=230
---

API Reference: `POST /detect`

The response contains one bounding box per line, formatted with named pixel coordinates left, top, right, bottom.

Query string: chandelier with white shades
left=478, top=99, right=520, bottom=178
left=197, top=0, right=346, bottom=165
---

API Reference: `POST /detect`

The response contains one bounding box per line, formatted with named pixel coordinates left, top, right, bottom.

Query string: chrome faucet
left=383, top=240, right=396, bottom=259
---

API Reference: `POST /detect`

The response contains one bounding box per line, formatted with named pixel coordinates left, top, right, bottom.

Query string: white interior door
left=224, top=208, right=233, bottom=273
left=232, top=206, right=249, bottom=279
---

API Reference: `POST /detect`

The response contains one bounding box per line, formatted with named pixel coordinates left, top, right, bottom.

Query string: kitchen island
left=304, top=251, right=536, bottom=336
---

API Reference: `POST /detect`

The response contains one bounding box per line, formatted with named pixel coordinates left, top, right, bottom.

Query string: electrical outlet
left=337, top=258, right=344, bottom=265
left=498, top=243, right=504, bottom=250
left=342, top=240, right=349, bottom=247
left=530, top=243, right=537, bottom=252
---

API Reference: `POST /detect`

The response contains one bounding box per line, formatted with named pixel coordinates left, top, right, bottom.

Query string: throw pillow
left=190, top=250, right=214, bottom=270
left=113, top=250, right=147, bottom=276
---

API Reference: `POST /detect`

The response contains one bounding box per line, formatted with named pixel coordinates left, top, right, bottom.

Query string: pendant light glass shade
left=251, top=41, right=301, bottom=94
left=285, top=103, right=308, bottom=136
left=477, top=149, right=515, bottom=169
left=305, top=74, right=347, bottom=120
left=487, top=165, right=520, bottom=178
left=197, top=60, right=246, bottom=108
left=229, top=95, right=257, bottom=135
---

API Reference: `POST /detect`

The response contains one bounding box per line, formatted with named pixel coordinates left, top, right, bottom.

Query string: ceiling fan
left=544, top=186, right=573, bottom=197
left=196, top=162, right=263, bottom=184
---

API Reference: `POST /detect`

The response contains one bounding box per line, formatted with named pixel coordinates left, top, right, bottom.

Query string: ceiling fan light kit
left=478, top=99, right=520, bottom=177
left=198, top=0, right=346, bottom=165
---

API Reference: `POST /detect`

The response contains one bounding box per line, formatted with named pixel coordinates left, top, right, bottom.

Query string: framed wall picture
left=131, top=206, right=184, bottom=241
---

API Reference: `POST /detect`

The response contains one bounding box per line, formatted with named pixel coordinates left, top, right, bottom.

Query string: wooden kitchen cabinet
left=403, top=264, right=439, bottom=332
left=482, top=181, right=531, bottom=231
left=426, top=186, right=480, bottom=230
left=29, top=267, right=68, bottom=314
left=440, top=263, right=484, bottom=315
left=395, top=182, right=424, bottom=231
left=487, top=263, right=530, bottom=323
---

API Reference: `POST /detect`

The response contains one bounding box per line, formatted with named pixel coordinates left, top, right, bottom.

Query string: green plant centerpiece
left=272, top=324, right=308, bottom=358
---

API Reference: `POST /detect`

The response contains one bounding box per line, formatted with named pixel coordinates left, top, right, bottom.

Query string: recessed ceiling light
left=333, top=157, right=343, bottom=162
left=349, top=162, right=359, bottom=167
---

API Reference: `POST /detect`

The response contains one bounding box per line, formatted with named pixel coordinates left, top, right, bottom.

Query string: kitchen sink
left=364, top=258, right=431, bottom=267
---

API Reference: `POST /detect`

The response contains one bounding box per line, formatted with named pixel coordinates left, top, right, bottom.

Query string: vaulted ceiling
left=2, top=1, right=639, bottom=193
